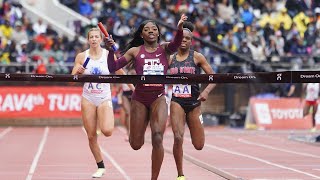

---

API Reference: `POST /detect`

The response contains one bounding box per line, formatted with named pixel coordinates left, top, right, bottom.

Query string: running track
left=0, top=126, right=319, bottom=180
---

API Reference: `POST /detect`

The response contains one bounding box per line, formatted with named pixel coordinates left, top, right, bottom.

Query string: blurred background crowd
left=1, top=0, right=320, bottom=74
left=1, top=0, right=320, bottom=122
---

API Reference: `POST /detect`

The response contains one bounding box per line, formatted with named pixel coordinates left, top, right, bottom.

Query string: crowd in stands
left=60, top=0, right=320, bottom=71
left=0, top=0, right=87, bottom=74
left=1, top=0, right=320, bottom=74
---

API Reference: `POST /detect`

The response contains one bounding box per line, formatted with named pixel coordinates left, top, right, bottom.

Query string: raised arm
left=195, top=52, right=216, bottom=101
left=163, top=14, right=188, bottom=54
left=105, top=38, right=135, bottom=73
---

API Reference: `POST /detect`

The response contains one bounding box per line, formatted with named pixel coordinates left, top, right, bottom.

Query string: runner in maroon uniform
left=105, top=14, right=188, bottom=180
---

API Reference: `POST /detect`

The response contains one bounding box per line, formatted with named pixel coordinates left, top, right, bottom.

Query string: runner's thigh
left=97, top=100, right=114, bottom=133
left=81, top=97, right=98, bottom=136
left=130, top=100, right=149, bottom=139
left=150, top=96, right=168, bottom=133
left=186, top=106, right=204, bottom=143
left=170, top=101, right=186, bottom=135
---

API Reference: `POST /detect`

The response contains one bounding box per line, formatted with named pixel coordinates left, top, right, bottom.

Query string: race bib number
left=87, top=83, right=103, bottom=94
left=143, top=58, right=164, bottom=87
left=173, top=84, right=191, bottom=98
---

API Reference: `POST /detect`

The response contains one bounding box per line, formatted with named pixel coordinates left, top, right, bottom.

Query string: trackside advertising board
left=0, top=87, right=82, bottom=118
left=249, top=98, right=320, bottom=129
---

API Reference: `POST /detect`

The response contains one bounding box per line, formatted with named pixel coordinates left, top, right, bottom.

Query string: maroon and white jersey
left=134, top=44, right=168, bottom=91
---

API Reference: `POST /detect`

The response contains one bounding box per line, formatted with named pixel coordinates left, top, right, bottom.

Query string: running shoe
left=311, top=127, right=317, bottom=133
left=92, top=168, right=106, bottom=178
left=177, top=175, right=185, bottom=180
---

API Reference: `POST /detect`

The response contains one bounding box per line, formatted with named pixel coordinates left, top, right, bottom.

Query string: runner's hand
left=177, top=14, right=188, bottom=30
left=197, top=91, right=209, bottom=101
left=104, top=35, right=116, bottom=51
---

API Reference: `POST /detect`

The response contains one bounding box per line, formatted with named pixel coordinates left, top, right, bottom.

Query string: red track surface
left=0, top=126, right=319, bottom=180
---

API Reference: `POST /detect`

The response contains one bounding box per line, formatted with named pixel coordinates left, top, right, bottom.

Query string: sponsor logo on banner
left=250, top=98, right=315, bottom=129
left=233, top=75, right=256, bottom=79
left=30, top=74, right=53, bottom=79
left=254, top=103, right=272, bottom=124
left=300, top=74, right=320, bottom=79
left=141, top=76, right=145, bottom=81
left=277, top=73, right=282, bottom=81
left=0, top=87, right=82, bottom=118
left=165, top=76, right=188, bottom=80
left=209, top=75, right=214, bottom=81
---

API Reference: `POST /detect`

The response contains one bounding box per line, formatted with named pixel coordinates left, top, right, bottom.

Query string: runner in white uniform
left=71, top=28, right=133, bottom=178
left=82, top=49, right=112, bottom=107
left=302, top=83, right=320, bottom=132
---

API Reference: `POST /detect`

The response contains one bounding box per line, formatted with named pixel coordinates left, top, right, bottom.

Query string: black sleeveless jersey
left=169, top=50, right=201, bottom=102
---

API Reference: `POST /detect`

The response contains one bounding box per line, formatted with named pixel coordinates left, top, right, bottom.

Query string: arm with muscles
left=114, top=58, right=135, bottom=91
left=164, top=14, right=188, bottom=54
left=71, top=52, right=86, bottom=75
left=69, top=52, right=86, bottom=86
left=105, top=38, right=134, bottom=73
left=195, top=52, right=216, bottom=101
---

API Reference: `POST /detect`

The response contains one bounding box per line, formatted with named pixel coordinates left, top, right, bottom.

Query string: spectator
left=239, top=2, right=254, bottom=26
left=293, top=11, right=311, bottom=37
left=78, top=0, right=93, bottom=18
left=0, top=20, right=13, bottom=40
left=112, top=14, right=130, bottom=49
left=35, top=60, right=47, bottom=74
left=248, top=38, right=266, bottom=62
left=217, top=0, right=235, bottom=31
left=312, top=38, right=320, bottom=63
left=237, top=38, right=251, bottom=57
left=265, top=36, right=280, bottom=62
left=32, top=18, right=47, bottom=35
left=11, top=21, right=28, bottom=45
left=274, top=30, right=285, bottom=56
left=259, top=10, right=275, bottom=28
left=274, top=8, right=292, bottom=31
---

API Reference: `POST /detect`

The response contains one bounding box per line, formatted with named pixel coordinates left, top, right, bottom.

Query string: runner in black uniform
left=168, top=21, right=216, bottom=180
left=170, top=50, right=201, bottom=113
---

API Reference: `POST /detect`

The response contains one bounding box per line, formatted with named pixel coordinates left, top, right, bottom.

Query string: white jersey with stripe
left=305, top=83, right=320, bottom=101
left=82, top=49, right=111, bottom=100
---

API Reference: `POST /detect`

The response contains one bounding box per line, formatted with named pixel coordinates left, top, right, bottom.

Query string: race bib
left=172, top=84, right=191, bottom=98
left=143, top=58, right=164, bottom=87
left=143, top=58, right=164, bottom=75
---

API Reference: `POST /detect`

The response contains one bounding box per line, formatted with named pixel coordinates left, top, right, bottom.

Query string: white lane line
left=82, top=127, right=130, bottom=180
left=203, top=142, right=320, bottom=179
left=237, top=138, right=320, bottom=159
left=183, top=151, right=240, bottom=180
left=26, top=127, right=49, bottom=180
left=100, top=147, right=131, bottom=180
left=0, top=127, right=12, bottom=139
left=181, top=137, right=241, bottom=180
